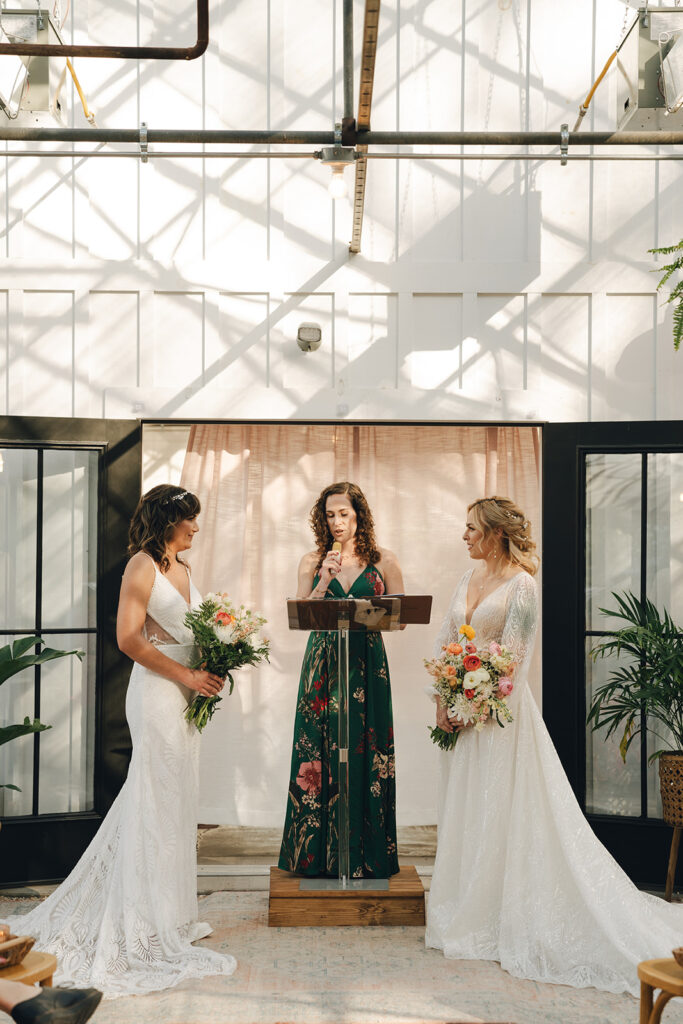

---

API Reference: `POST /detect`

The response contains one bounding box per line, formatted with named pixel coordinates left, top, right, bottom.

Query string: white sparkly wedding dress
left=426, top=568, right=683, bottom=997
left=6, top=561, right=236, bottom=997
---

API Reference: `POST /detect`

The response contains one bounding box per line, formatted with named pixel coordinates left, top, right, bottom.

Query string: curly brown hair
left=128, top=484, right=201, bottom=572
left=467, top=495, right=539, bottom=576
left=310, top=482, right=381, bottom=570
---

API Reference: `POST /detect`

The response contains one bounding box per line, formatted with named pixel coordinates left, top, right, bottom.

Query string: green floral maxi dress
left=278, top=565, right=399, bottom=878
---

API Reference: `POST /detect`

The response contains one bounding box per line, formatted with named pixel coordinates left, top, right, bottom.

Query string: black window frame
left=0, top=417, right=141, bottom=886
left=543, top=420, right=683, bottom=888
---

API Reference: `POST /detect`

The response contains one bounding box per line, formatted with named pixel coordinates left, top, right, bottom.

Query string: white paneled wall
left=0, top=0, right=681, bottom=423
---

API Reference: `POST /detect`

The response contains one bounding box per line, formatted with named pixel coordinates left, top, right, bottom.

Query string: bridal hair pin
left=163, top=490, right=189, bottom=505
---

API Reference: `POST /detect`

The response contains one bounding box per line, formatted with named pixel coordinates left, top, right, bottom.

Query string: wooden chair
left=638, top=958, right=683, bottom=1024
left=0, top=951, right=57, bottom=987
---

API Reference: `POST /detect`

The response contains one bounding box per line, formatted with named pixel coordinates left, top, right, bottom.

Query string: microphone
left=332, top=541, right=342, bottom=574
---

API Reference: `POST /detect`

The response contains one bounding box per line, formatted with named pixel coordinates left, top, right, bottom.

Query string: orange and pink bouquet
left=424, top=624, right=515, bottom=750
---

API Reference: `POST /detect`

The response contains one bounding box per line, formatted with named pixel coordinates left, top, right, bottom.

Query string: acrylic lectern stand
left=285, top=594, right=432, bottom=893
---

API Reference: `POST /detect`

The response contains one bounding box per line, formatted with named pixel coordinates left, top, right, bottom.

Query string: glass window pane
left=41, top=450, right=98, bottom=630
left=645, top=452, right=683, bottom=819
left=647, top=452, right=683, bottom=625
left=0, top=643, right=35, bottom=817
left=585, top=453, right=642, bottom=631
left=585, top=639, right=641, bottom=816
left=38, top=633, right=96, bottom=814
left=0, top=449, right=38, bottom=631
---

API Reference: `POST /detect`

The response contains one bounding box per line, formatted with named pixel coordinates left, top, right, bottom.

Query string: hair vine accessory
left=162, top=490, right=189, bottom=505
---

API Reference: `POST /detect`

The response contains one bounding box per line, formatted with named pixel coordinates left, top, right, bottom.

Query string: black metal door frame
left=0, top=417, right=141, bottom=886
left=543, top=420, right=683, bottom=888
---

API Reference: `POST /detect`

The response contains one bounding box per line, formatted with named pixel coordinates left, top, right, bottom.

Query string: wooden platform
left=268, top=865, right=425, bottom=927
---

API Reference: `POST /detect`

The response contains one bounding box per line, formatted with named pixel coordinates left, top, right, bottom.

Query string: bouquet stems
left=428, top=725, right=460, bottom=751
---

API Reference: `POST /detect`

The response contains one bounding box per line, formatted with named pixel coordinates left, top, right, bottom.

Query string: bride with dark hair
left=5, top=484, right=236, bottom=997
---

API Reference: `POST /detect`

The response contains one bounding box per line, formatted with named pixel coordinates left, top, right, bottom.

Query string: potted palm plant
left=588, top=591, right=683, bottom=897
left=1, top=635, right=84, bottom=797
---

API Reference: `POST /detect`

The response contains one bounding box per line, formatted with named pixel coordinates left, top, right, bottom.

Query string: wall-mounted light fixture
left=315, top=122, right=356, bottom=200
left=297, top=322, right=322, bottom=352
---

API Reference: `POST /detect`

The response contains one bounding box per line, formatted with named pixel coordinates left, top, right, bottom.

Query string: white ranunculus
left=463, top=667, right=489, bottom=688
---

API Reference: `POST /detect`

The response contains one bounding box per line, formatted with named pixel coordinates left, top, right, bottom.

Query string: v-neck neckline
left=464, top=567, right=521, bottom=625
left=154, top=561, right=192, bottom=608
left=329, top=565, right=371, bottom=597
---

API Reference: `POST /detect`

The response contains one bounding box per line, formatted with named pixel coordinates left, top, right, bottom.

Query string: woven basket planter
left=659, top=752, right=683, bottom=827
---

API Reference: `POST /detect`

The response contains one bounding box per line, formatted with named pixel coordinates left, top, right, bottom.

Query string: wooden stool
left=638, top=958, right=683, bottom=1024
left=0, top=951, right=58, bottom=987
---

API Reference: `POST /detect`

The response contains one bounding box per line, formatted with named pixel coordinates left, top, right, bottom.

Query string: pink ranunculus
left=489, top=641, right=502, bottom=655
left=498, top=677, right=514, bottom=697
left=464, top=642, right=477, bottom=654
left=296, top=760, right=323, bottom=794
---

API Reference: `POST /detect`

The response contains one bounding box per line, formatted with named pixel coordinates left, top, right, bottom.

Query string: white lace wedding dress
left=426, top=568, right=683, bottom=997
left=6, top=561, right=236, bottom=997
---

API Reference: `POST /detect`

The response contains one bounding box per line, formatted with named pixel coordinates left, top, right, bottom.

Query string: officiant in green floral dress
left=278, top=482, right=404, bottom=879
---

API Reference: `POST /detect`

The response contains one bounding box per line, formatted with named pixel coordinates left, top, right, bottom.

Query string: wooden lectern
left=268, top=594, right=432, bottom=927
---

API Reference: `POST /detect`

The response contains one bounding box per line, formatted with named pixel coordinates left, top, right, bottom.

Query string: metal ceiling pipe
left=2, top=150, right=681, bottom=161
left=0, top=128, right=338, bottom=144
left=358, top=130, right=683, bottom=145
left=0, top=127, right=682, bottom=146
left=0, top=0, right=208, bottom=59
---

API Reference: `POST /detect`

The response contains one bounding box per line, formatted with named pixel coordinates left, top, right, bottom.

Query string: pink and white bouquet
left=184, top=593, right=269, bottom=732
left=424, top=623, right=515, bottom=751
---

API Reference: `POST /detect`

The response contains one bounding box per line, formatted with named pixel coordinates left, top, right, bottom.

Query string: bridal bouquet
left=184, top=594, right=270, bottom=732
left=424, top=624, right=515, bottom=751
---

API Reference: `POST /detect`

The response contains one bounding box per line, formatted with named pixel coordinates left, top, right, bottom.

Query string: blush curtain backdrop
left=180, top=423, right=541, bottom=826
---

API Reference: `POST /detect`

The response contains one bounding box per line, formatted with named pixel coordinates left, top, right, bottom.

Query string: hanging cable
left=66, top=58, right=95, bottom=125
left=52, top=57, right=96, bottom=125
left=573, top=13, right=639, bottom=132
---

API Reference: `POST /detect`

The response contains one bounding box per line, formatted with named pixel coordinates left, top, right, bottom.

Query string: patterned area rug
left=2, top=891, right=681, bottom=1024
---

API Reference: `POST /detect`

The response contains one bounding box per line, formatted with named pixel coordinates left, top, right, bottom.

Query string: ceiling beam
left=350, top=0, right=381, bottom=255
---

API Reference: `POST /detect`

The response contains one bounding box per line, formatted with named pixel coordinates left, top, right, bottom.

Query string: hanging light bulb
left=328, top=166, right=349, bottom=200
left=316, top=123, right=356, bottom=202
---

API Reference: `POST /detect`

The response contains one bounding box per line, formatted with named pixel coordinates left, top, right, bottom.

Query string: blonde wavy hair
left=467, top=496, right=539, bottom=577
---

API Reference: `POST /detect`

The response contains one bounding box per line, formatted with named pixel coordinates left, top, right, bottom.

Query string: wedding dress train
left=425, top=569, right=683, bottom=997
left=5, top=561, right=236, bottom=997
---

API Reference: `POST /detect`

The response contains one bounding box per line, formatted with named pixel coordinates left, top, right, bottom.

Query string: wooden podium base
left=268, top=865, right=425, bottom=927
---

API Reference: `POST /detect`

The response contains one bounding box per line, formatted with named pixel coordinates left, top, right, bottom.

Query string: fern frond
left=650, top=238, right=683, bottom=351
left=650, top=240, right=683, bottom=256
left=655, top=262, right=683, bottom=290
left=674, top=301, right=683, bottom=351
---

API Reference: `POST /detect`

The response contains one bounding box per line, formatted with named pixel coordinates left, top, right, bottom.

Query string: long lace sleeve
left=500, top=572, right=538, bottom=674
left=432, top=575, right=467, bottom=657
left=426, top=575, right=468, bottom=703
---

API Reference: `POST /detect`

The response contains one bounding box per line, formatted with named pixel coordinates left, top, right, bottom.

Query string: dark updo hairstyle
left=128, top=484, right=201, bottom=572
left=310, top=482, right=381, bottom=570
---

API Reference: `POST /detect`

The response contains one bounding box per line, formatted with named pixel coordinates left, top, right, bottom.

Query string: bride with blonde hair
left=427, top=495, right=683, bottom=996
